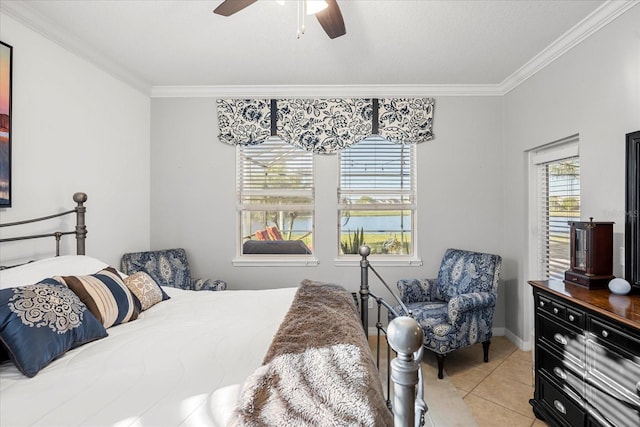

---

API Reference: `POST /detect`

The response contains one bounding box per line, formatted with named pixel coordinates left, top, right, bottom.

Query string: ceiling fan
left=213, top=0, right=346, bottom=39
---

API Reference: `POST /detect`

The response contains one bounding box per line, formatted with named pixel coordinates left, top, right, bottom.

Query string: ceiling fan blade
left=315, top=0, right=346, bottom=39
left=213, top=0, right=257, bottom=17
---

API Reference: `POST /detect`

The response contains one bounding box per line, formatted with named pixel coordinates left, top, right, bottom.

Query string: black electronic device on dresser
left=529, top=280, right=640, bottom=427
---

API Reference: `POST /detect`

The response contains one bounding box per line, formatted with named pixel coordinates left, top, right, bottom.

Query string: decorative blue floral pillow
left=0, top=278, right=108, bottom=377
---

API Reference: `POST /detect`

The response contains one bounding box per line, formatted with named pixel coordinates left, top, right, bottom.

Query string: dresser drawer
left=587, top=339, right=640, bottom=408
left=538, top=313, right=585, bottom=365
left=588, top=318, right=640, bottom=356
left=538, top=346, right=585, bottom=396
left=539, top=376, right=586, bottom=427
left=537, top=294, right=562, bottom=319
left=567, top=307, right=585, bottom=329
left=587, top=380, right=640, bottom=427
left=536, top=292, right=585, bottom=329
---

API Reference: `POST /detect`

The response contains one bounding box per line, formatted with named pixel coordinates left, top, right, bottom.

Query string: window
left=236, top=137, right=314, bottom=258
left=338, top=137, right=416, bottom=256
left=531, top=138, right=580, bottom=280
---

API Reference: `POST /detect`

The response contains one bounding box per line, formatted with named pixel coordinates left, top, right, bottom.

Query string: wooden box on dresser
left=529, top=280, right=640, bottom=427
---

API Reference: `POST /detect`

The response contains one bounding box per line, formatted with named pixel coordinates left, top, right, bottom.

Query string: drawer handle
left=554, top=400, right=567, bottom=415
left=601, top=330, right=609, bottom=338
left=540, top=301, right=545, bottom=307
left=568, top=314, right=575, bottom=322
left=553, top=367, right=567, bottom=380
left=554, top=333, right=568, bottom=346
left=553, top=307, right=559, bottom=314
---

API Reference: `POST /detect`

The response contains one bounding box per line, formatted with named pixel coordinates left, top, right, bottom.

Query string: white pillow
left=0, top=255, right=111, bottom=289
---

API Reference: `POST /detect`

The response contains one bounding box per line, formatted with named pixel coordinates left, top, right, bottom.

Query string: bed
left=0, top=193, right=425, bottom=427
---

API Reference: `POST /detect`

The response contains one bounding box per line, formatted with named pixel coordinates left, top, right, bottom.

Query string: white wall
left=501, top=6, right=640, bottom=347
left=0, top=15, right=151, bottom=267
left=150, top=95, right=507, bottom=329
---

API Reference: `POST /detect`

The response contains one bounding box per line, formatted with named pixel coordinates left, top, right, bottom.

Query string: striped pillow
left=54, top=267, right=138, bottom=328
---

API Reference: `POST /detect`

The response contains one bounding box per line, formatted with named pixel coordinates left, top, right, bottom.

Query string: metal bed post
left=359, top=245, right=370, bottom=338
left=358, top=244, right=427, bottom=427
left=73, top=192, right=87, bottom=255
left=388, top=317, right=424, bottom=427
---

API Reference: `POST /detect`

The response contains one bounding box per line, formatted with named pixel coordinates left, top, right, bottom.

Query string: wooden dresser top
left=529, top=280, right=640, bottom=330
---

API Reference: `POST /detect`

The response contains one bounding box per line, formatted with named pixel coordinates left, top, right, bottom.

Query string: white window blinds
left=339, top=137, right=416, bottom=210
left=237, top=137, right=314, bottom=211
left=532, top=139, right=580, bottom=280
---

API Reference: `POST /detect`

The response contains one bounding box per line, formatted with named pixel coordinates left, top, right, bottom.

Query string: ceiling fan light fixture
left=305, top=0, right=328, bottom=15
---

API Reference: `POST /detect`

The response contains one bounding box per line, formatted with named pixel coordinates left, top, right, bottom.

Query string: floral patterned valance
left=216, top=97, right=434, bottom=153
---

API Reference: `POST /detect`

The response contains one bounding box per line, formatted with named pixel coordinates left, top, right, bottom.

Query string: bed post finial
left=388, top=316, right=424, bottom=427
left=73, top=192, right=87, bottom=255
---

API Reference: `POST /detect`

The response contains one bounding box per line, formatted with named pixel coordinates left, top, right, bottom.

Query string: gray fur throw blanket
left=229, top=280, right=393, bottom=427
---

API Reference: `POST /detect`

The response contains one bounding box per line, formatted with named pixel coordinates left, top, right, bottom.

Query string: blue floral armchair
left=393, top=248, right=502, bottom=379
left=120, top=248, right=227, bottom=291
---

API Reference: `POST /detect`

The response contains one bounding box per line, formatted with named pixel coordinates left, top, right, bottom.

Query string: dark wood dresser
left=529, top=280, right=640, bottom=426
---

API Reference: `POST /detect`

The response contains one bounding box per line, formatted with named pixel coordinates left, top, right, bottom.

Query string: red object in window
left=266, top=226, right=283, bottom=240
left=255, top=230, right=269, bottom=240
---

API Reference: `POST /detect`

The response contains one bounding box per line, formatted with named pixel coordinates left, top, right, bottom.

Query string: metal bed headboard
left=0, top=192, right=88, bottom=260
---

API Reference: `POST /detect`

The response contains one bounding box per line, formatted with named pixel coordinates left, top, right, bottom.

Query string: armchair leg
left=435, top=353, right=445, bottom=379
left=482, top=340, right=491, bottom=363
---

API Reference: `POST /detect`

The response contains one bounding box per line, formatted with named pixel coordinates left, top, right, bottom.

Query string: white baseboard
left=492, top=326, right=505, bottom=336
left=504, top=328, right=533, bottom=351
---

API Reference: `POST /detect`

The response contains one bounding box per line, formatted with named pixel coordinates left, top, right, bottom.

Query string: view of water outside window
left=339, top=137, right=416, bottom=256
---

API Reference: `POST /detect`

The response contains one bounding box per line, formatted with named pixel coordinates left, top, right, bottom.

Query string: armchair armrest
left=397, top=278, right=438, bottom=304
left=448, top=292, right=496, bottom=325
left=191, top=278, right=227, bottom=291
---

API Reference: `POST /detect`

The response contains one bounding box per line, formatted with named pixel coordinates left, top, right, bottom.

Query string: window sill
left=232, top=256, right=319, bottom=267
left=333, top=257, right=423, bottom=267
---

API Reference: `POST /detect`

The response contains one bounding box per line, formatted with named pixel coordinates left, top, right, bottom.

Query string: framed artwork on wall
left=0, top=41, right=12, bottom=207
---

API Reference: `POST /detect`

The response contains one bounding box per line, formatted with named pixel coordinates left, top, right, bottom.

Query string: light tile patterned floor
left=371, top=335, right=543, bottom=426
left=437, top=336, right=542, bottom=427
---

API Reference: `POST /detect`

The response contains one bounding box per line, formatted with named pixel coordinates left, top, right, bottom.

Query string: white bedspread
left=0, top=286, right=297, bottom=427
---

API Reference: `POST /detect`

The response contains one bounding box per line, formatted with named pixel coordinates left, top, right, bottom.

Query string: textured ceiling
left=1, top=0, right=610, bottom=90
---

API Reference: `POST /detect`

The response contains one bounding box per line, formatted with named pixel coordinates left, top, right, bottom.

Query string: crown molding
left=149, top=84, right=503, bottom=98
left=499, top=0, right=638, bottom=95
left=0, top=0, right=151, bottom=95
left=2, top=0, right=636, bottom=98
left=150, top=1, right=638, bottom=98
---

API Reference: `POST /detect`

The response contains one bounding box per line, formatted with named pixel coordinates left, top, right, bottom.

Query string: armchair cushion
left=406, top=301, right=449, bottom=329
left=437, top=249, right=501, bottom=301
left=396, top=278, right=440, bottom=304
